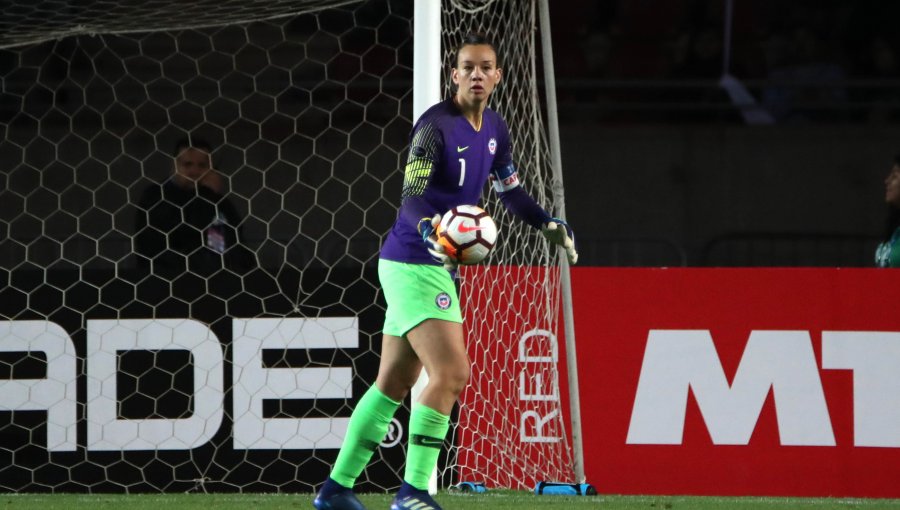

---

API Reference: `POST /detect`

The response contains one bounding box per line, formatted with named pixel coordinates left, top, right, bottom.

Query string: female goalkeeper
left=314, top=32, right=577, bottom=510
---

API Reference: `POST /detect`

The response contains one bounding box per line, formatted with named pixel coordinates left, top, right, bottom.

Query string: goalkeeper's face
left=452, top=44, right=502, bottom=106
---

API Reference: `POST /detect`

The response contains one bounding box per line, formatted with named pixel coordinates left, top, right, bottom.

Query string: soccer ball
left=436, top=205, right=498, bottom=265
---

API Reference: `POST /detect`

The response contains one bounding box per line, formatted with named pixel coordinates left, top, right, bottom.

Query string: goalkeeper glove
left=542, top=218, right=579, bottom=265
left=418, top=215, right=457, bottom=271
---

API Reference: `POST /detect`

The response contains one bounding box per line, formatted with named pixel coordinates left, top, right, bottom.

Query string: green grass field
left=3, top=492, right=900, bottom=510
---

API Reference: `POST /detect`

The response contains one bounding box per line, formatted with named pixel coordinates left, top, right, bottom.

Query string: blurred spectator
left=566, top=29, right=615, bottom=123
left=667, top=24, right=742, bottom=123
left=134, top=137, right=253, bottom=278
left=582, top=30, right=614, bottom=79
left=670, top=25, right=724, bottom=80
left=875, top=154, right=900, bottom=268
left=761, top=25, right=848, bottom=123
left=551, top=0, right=900, bottom=125
left=855, top=36, right=900, bottom=123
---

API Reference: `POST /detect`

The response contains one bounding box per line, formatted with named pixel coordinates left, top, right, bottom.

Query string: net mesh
left=0, top=1, right=362, bottom=50
left=442, top=0, right=575, bottom=490
left=0, top=0, right=573, bottom=493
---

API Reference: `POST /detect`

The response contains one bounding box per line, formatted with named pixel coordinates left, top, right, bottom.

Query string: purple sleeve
left=399, top=195, right=436, bottom=234
left=490, top=115, right=549, bottom=229
left=397, top=114, right=444, bottom=233
left=498, top=185, right=551, bottom=230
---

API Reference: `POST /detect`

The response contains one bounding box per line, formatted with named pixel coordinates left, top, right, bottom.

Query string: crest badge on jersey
left=488, top=137, right=497, bottom=155
left=435, top=292, right=452, bottom=310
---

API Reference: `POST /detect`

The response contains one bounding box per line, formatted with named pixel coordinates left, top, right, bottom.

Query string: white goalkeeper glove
left=418, top=214, right=458, bottom=271
left=542, top=218, right=578, bottom=265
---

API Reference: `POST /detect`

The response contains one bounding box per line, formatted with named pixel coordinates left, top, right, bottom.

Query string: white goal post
left=410, top=0, right=442, bottom=495
left=0, top=0, right=584, bottom=493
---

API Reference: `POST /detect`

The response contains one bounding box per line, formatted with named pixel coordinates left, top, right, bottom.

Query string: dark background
left=2, top=0, right=900, bottom=494
left=553, top=0, right=900, bottom=267
left=3, top=0, right=899, bottom=271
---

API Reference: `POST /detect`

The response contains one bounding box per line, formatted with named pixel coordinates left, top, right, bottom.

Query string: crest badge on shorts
left=435, top=292, right=452, bottom=310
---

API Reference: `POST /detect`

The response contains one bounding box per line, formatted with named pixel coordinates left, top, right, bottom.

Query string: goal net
left=0, top=0, right=574, bottom=493
left=440, top=1, right=575, bottom=490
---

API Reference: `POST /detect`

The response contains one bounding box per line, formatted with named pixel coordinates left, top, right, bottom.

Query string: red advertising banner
left=456, top=265, right=574, bottom=490
left=570, top=268, right=900, bottom=498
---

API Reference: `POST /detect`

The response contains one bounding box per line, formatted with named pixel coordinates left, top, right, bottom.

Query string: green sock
left=404, top=404, right=450, bottom=490
left=330, top=386, right=401, bottom=488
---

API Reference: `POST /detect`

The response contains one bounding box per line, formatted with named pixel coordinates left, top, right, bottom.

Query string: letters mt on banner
left=571, top=267, right=900, bottom=498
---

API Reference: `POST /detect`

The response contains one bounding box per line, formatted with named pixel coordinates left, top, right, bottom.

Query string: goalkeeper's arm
left=491, top=163, right=578, bottom=264
left=396, top=195, right=457, bottom=270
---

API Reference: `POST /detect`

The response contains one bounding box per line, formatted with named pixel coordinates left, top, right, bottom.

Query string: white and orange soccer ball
left=435, top=205, right=498, bottom=265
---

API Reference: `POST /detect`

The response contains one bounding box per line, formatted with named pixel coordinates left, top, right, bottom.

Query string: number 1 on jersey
left=458, top=158, right=466, bottom=186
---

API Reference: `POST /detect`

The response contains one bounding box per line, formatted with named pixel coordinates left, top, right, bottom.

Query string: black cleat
left=390, top=482, right=443, bottom=510
left=313, top=478, right=367, bottom=510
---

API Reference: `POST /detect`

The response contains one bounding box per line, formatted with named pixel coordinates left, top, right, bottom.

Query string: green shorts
left=378, top=259, right=462, bottom=338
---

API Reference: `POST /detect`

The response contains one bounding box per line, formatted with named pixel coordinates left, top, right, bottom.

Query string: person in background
left=876, top=154, right=900, bottom=267
left=134, top=137, right=252, bottom=278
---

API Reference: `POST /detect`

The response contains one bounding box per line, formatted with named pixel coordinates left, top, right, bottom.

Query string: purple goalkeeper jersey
left=380, top=98, right=513, bottom=264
